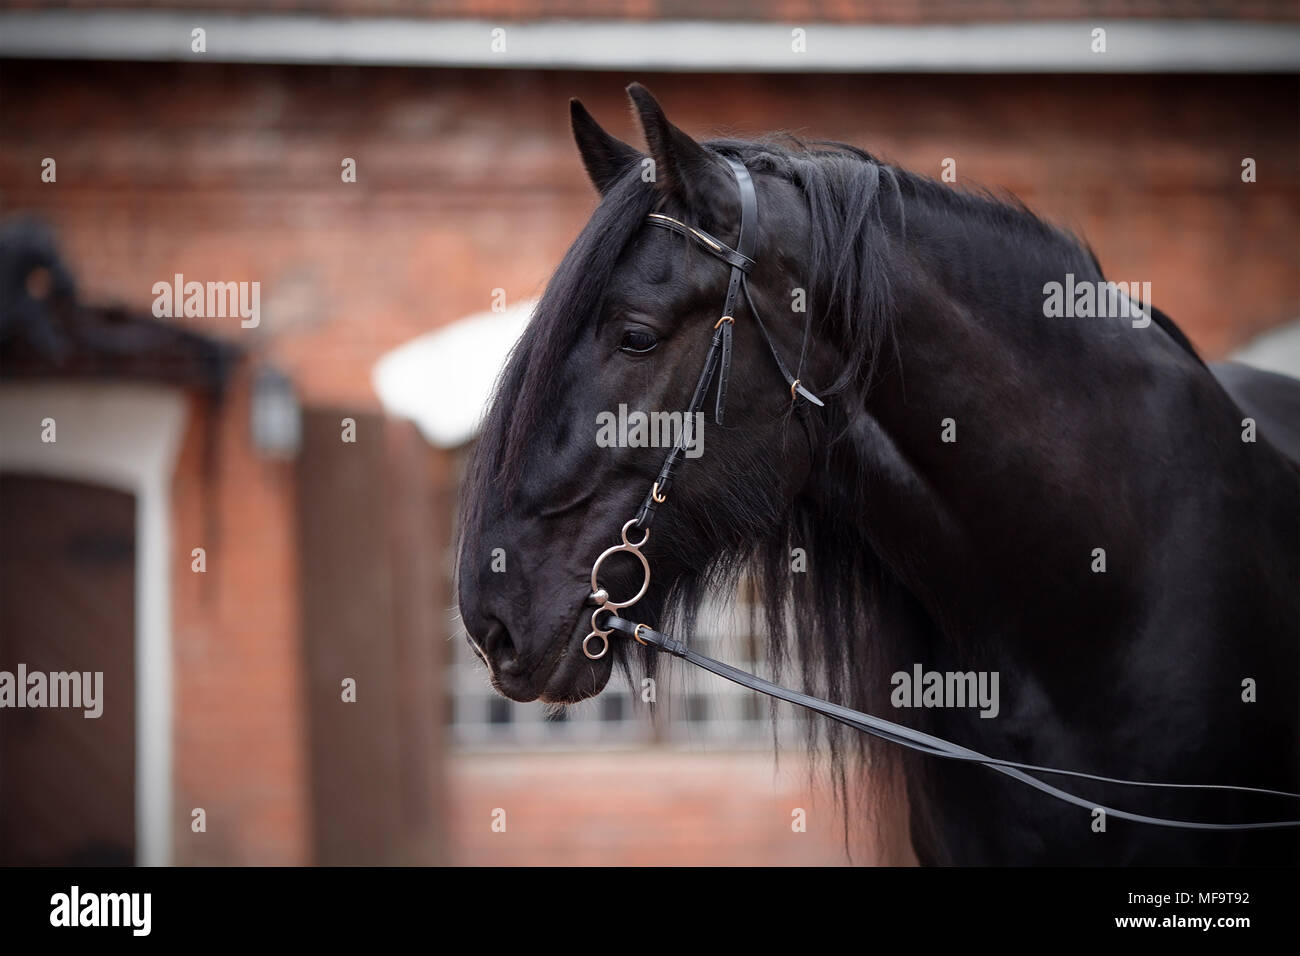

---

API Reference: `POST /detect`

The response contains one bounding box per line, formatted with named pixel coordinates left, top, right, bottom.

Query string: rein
left=580, top=153, right=1300, bottom=831
left=604, top=616, right=1300, bottom=831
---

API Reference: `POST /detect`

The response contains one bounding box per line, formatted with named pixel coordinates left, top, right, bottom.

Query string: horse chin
left=537, top=624, right=614, bottom=704
left=490, top=619, right=613, bottom=704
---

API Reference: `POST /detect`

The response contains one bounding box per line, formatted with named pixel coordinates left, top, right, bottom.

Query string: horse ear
left=570, top=98, right=642, bottom=196
left=626, top=82, right=730, bottom=211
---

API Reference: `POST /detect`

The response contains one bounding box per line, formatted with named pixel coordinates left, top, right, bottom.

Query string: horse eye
left=618, top=328, right=658, bottom=354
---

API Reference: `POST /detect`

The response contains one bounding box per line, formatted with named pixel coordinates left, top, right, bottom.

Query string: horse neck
left=828, top=203, right=1212, bottom=659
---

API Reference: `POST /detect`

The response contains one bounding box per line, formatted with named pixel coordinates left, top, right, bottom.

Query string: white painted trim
left=1230, top=319, right=1300, bottom=380
left=0, top=382, right=187, bottom=867
left=0, top=13, right=1296, bottom=72
left=373, top=299, right=534, bottom=449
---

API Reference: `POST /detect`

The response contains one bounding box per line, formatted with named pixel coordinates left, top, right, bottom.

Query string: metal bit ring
left=583, top=607, right=618, bottom=660
left=588, top=519, right=651, bottom=611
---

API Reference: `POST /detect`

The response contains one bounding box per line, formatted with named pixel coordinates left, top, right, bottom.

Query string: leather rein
left=578, top=154, right=1300, bottom=831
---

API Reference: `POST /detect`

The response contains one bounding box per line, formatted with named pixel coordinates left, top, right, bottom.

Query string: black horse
left=457, top=84, right=1300, bottom=865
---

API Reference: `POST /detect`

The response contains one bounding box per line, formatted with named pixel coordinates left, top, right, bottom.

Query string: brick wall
left=447, top=750, right=918, bottom=866
left=169, top=373, right=311, bottom=865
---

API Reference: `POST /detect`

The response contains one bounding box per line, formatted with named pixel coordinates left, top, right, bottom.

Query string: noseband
left=576, top=155, right=1299, bottom=831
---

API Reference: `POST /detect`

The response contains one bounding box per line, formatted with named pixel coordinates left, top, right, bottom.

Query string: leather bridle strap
left=633, top=340, right=719, bottom=530
left=605, top=615, right=1300, bottom=830
left=648, top=154, right=756, bottom=430
left=643, top=214, right=754, bottom=273
left=635, top=156, right=822, bottom=532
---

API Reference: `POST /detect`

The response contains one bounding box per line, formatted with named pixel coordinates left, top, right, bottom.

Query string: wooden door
left=0, top=474, right=136, bottom=865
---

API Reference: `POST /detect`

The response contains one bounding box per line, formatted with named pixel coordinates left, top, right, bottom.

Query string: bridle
left=581, top=155, right=820, bottom=663
left=577, top=154, right=1300, bottom=831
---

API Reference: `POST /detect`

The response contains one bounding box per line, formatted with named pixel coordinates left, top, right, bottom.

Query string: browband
left=645, top=213, right=755, bottom=273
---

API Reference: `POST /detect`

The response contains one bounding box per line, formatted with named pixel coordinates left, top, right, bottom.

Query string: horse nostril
left=478, top=616, right=517, bottom=666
